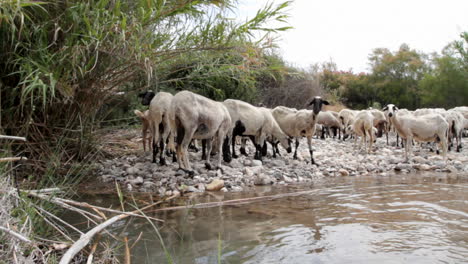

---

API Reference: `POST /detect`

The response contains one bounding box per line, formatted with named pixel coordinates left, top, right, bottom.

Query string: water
left=82, top=173, right=468, bottom=263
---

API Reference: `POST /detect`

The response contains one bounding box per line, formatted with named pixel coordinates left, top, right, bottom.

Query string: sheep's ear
left=394, top=106, right=399, bottom=111
left=382, top=106, right=388, bottom=111
left=322, top=100, right=330, bottom=105
left=307, top=98, right=316, bottom=106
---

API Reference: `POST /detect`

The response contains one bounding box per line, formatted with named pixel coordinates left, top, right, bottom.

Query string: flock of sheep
left=134, top=90, right=468, bottom=176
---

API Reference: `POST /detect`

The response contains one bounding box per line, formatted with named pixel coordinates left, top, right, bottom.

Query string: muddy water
left=88, top=173, right=468, bottom=263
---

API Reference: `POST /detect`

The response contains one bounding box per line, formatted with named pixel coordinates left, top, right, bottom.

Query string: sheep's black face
left=308, top=96, right=330, bottom=115
left=138, top=91, right=155, bottom=106
left=383, top=104, right=398, bottom=118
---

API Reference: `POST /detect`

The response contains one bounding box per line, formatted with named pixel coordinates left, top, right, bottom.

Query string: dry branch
left=0, top=135, right=27, bottom=141
left=59, top=195, right=177, bottom=264
left=0, top=157, right=28, bottom=163
left=0, top=226, right=34, bottom=244
left=150, top=189, right=320, bottom=213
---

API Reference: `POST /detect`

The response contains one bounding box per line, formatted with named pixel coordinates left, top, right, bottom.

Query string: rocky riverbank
left=95, top=129, right=468, bottom=197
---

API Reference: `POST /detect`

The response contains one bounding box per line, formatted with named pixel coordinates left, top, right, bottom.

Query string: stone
left=206, top=179, right=224, bottom=191
left=231, top=186, right=243, bottom=192
left=126, top=167, right=139, bottom=175
left=254, top=174, right=272, bottom=185
left=244, top=167, right=254, bottom=177
left=271, top=160, right=286, bottom=167
left=197, top=183, right=206, bottom=192
left=221, top=187, right=228, bottom=192
left=251, top=160, right=263, bottom=167
left=338, top=169, right=349, bottom=177
left=229, top=159, right=243, bottom=168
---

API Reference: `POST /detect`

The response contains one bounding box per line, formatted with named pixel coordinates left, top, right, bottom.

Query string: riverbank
left=95, top=128, right=468, bottom=197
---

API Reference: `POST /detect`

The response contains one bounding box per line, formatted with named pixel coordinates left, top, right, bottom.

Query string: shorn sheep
left=139, top=91, right=174, bottom=165
left=317, top=111, right=342, bottom=139
left=383, top=104, right=449, bottom=161
left=222, top=99, right=291, bottom=161
left=272, top=96, right=329, bottom=164
left=134, top=110, right=151, bottom=152
left=169, top=91, right=231, bottom=175
left=441, top=110, right=465, bottom=152
left=352, top=111, right=375, bottom=153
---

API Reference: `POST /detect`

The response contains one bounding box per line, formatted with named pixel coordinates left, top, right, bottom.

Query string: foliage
left=0, top=0, right=292, bottom=178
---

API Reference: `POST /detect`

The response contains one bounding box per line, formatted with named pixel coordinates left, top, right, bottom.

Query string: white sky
left=236, top=0, right=468, bottom=72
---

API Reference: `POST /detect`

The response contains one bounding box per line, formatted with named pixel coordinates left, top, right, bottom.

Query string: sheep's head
left=279, top=137, right=292, bottom=153
left=376, top=120, right=387, bottom=138
left=308, top=96, right=330, bottom=115
left=138, top=90, right=155, bottom=106
left=383, top=104, right=398, bottom=118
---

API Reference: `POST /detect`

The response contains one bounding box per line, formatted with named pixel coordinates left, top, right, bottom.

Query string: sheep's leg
left=179, top=126, right=197, bottom=176
left=222, top=135, right=232, bottom=163
left=271, top=142, right=277, bottom=158
left=293, top=138, right=299, bottom=159
left=456, top=134, right=462, bottom=152
left=405, top=137, right=412, bottom=162
left=321, top=127, right=326, bottom=140
left=152, top=137, right=159, bottom=164
left=261, top=141, right=268, bottom=157
left=204, top=139, right=213, bottom=170
left=159, top=138, right=166, bottom=166
left=231, top=134, right=238, bottom=158
left=240, top=138, right=249, bottom=156
left=307, top=136, right=317, bottom=165
left=201, top=139, right=207, bottom=160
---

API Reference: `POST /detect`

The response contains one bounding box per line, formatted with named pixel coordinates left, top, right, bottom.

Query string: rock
left=206, top=179, right=224, bottom=191
left=254, top=174, right=273, bottom=185
left=244, top=167, right=254, bottom=177
left=221, top=187, right=228, bottom=192
left=173, top=190, right=181, bottom=197
left=142, top=181, right=156, bottom=189
left=271, top=160, right=286, bottom=167
left=175, top=169, right=185, bottom=176
left=283, top=175, right=293, bottom=183
left=420, top=164, right=431, bottom=171
left=197, top=183, right=206, bottom=192
left=250, top=160, right=263, bottom=167
left=126, top=184, right=133, bottom=191
left=129, top=176, right=144, bottom=186
left=338, top=169, right=349, bottom=177
left=395, top=163, right=412, bottom=171
left=126, top=167, right=139, bottom=175
left=231, top=186, right=243, bottom=192
left=444, top=165, right=457, bottom=173
left=229, top=159, right=243, bottom=168
left=412, top=156, right=427, bottom=164
left=165, top=190, right=173, bottom=196
left=185, top=186, right=199, bottom=193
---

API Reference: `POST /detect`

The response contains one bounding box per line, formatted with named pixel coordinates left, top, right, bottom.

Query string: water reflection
left=103, top=173, right=468, bottom=263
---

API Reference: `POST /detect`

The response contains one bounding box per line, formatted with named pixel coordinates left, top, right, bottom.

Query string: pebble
left=96, top=134, right=468, bottom=197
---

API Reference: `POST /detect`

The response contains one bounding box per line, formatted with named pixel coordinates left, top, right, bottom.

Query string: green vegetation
left=323, top=33, right=468, bottom=110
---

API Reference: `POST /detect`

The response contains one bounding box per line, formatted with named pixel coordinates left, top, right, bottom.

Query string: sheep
left=338, top=109, right=358, bottom=140
left=383, top=104, right=449, bottom=161
left=369, top=109, right=387, bottom=138
left=441, top=110, right=465, bottom=152
left=383, top=107, right=411, bottom=147
left=134, top=110, right=152, bottom=152
left=139, top=91, right=174, bottom=165
left=258, top=107, right=292, bottom=157
left=272, top=96, right=329, bottom=164
left=222, top=100, right=291, bottom=161
left=238, top=107, right=292, bottom=159
left=169, top=91, right=232, bottom=175
left=351, top=111, right=375, bottom=153
left=317, top=111, right=343, bottom=139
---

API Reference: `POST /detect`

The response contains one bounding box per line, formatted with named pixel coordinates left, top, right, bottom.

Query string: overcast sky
left=237, top=0, right=468, bottom=72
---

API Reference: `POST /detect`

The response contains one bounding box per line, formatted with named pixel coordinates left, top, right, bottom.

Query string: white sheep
left=441, top=110, right=465, bottom=152
left=134, top=110, right=152, bottom=152
left=272, top=96, right=329, bottom=164
left=351, top=111, right=375, bottom=153
left=169, top=91, right=232, bottom=175
left=222, top=100, right=291, bottom=161
left=139, top=91, right=174, bottom=165
left=369, top=109, right=388, bottom=138
left=383, top=104, right=449, bottom=161
left=338, top=109, right=359, bottom=140
left=317, top=111, right=343, bottom=139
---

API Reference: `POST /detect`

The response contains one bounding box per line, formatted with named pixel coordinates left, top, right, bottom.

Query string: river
left=77, top=172, right=468, bottom=263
